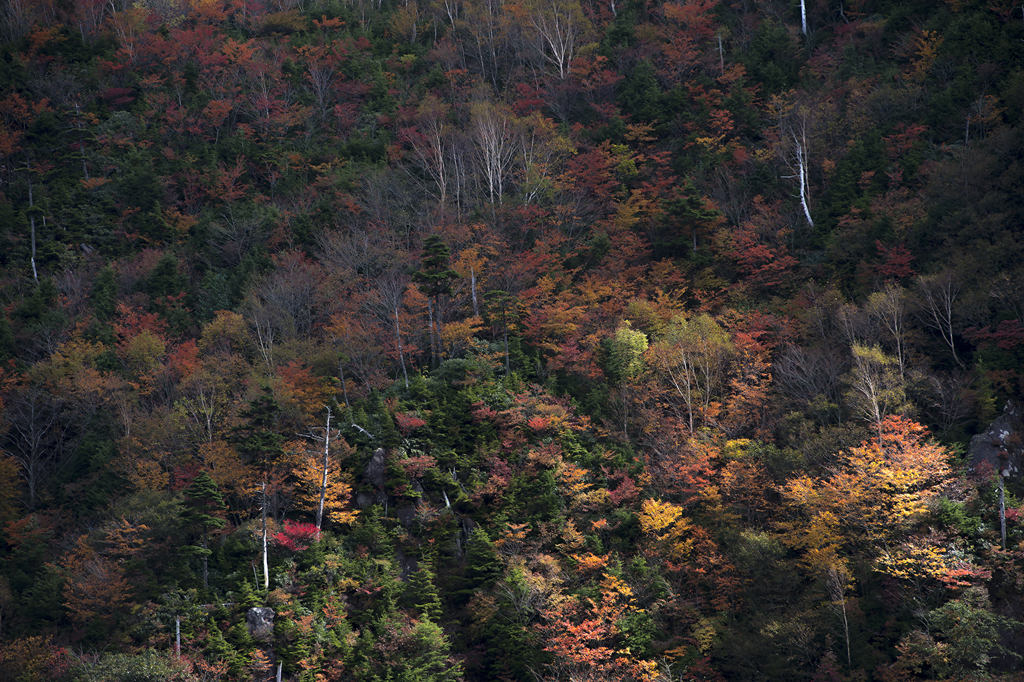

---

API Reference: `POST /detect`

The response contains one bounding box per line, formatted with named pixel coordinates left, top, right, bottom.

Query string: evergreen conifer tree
left=413, top=235, right=459, bottom=366
left=205, top=618, right=244, bottom=676
left=179, top=471, right=227, bottom=589
left=459, top=529, right=501, bottom=600
left=403, top=566, right=443, bottom=622
left=90, top=266, right=117, bottom=320
left=230, top=386, right=285, bottom=473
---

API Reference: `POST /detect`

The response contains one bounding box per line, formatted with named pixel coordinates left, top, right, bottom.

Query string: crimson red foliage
left=272, top=520, right=321, bottom=551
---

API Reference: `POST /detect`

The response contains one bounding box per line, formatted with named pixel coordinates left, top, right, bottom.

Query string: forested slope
left=2, top=0, right=1024, bottom=679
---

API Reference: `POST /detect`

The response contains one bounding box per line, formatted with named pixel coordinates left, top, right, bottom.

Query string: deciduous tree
left=653, top=314, right=733, bottom=433
left=781, top=416, right=951, bottom=575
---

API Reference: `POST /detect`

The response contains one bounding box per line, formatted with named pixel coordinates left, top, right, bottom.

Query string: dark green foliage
left=143, top=252, right=187, bottom=301
left=656, top=178, right=723, bottom=258
left=196, top=271, right=232, bottom=320
left=13, top=278, right=57, bottom=321
left=204, top=619, right=245, bottom=676
left=740, top=19, right=803, bottom=93
left=90, top=266, right=117, bottom=320
left=16, top=563, right=65, bottom=634
left=179, top=471, right=227, bottom=589
left=118, top=168, right=162, bottom=214
left=180, top=472, right=227, bottom=530
left=617, top=60, right=663, bottom=124
left=356, top=614, right=463, bottom=682
left=460, top=529, right=501, bottom=599
left=230, top=386, right=286, bottom=472
left=899, top=587, right=1022, bottom=679
left=936, top=497, right=983, bottom=544
left=616, top=607, right=656, bottom=656
left=0, top=315, right=15, bottom=360
left=402, top=565, right=443, bottom=621
left=27, top=109, right=61, bottom=153
left=413, top=236, right=459, bottom=330
left=55, top=432, right=123, bottom=514
left=233, top=579, right=264, bottom=609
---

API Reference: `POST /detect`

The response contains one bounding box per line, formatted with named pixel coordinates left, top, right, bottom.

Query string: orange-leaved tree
left=534, top=573, right=658, bottom=682
left=59, top=535, right=132, bottom=633
left=287, top=418, right=358, bottom=530
left=779, top=416, right=951, bottom=578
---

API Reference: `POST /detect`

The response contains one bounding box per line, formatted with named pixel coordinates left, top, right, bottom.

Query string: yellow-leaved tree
left=779, top=414, right=955, bottom=603
left=780, top=416, right=950, bottom=569
left=778, top=417, right=953, bottom=671
left=288, top=409, right=358, bottom=529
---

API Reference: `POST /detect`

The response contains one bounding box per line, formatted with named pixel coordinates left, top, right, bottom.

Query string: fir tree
left=205, top=618, right=244, bottom=677
left=230, top=386, right=286, bottom=474
left=459, top=529, right=501, bottom=600
left=402, top=566, right=443, bottom=622
left=179, top=471, right=227, bottom=589
left=413, top=235, right=459, bottom=367
left=90, top=266, right=117, bottom=320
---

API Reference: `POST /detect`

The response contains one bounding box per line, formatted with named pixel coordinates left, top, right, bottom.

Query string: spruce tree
left=402, top=566, right=443, bottom=622
left=230, top=386, right=285, bottom=474
left=459, top=529, right=501, bottom=600
left=413, top=235, right=459, bottom=367
left=205, top=618, right=244, bottom=677
left=90, top=266, right=117, bottom=320
left=179, top=471, right=227, bottom=589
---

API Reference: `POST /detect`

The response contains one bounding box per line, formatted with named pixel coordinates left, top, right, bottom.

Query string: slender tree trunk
left=75, top=103, right=89, bottom=181
left=338, top=359, right=350, bottom=412
left=261, top=482, right=269, bottom=590
left=502, top=306, right=510, bottom=375
left=1000, top=474, right=1007, bottom=550
left=827, top=566, right=852, bottom=673
left=427, top=298, right=435, bottom=367
left=395, top=304, right=409, bottom=388
left=918, top=272, right=963, bottom=367
left=316, top=407, right=332, bottom=533
left=202, top=535, right=209, bottom=589
left=471, top=266, right=479, bottom=317
left=794, top=131, right=814, bottom=229
left=27, top=173, right=37, bottom=283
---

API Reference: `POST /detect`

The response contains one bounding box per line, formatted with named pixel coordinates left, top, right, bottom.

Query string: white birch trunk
left=316, top=407, right=332, bottom=533
left=471, top=266, right=479, bottom=317
left=261, top=482, right=269, bottom=590
left=795, top=131, right=814, bottom=229
left=395, top=304, right=409, bottom=388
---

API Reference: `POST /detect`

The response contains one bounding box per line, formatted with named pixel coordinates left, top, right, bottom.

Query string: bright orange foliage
left=780, top=416, right=952, bottom=576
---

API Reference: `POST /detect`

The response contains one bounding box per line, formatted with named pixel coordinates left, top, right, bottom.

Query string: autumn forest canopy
left=3, top=0, right=1024, bottom=679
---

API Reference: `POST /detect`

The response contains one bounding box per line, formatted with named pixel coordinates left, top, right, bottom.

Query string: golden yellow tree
left=780, top=416, right=951, bottom=575
left=288, top=417, right=358, bottom=529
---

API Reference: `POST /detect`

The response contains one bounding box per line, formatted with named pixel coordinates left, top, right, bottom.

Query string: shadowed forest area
left=2, top=0, right=1024, bottom=679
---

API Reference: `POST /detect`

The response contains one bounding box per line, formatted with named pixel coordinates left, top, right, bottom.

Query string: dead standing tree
left=3, top=387, right=81, bottom=509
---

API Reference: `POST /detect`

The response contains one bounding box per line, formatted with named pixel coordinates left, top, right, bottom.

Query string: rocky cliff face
left=356, top=447, right=389, bottom=508
left=246, top=607, right=275, bottom=641
left=969, top=400, right=1024, bottom=480
left=246, top=607, right=277, bottom=682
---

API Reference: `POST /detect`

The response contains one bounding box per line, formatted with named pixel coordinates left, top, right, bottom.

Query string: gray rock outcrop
left=969, top=400, right=1024, bottom=480
left=246, top=606, right=275, bottom=641
left=357, top=447, right=389, bottom=508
